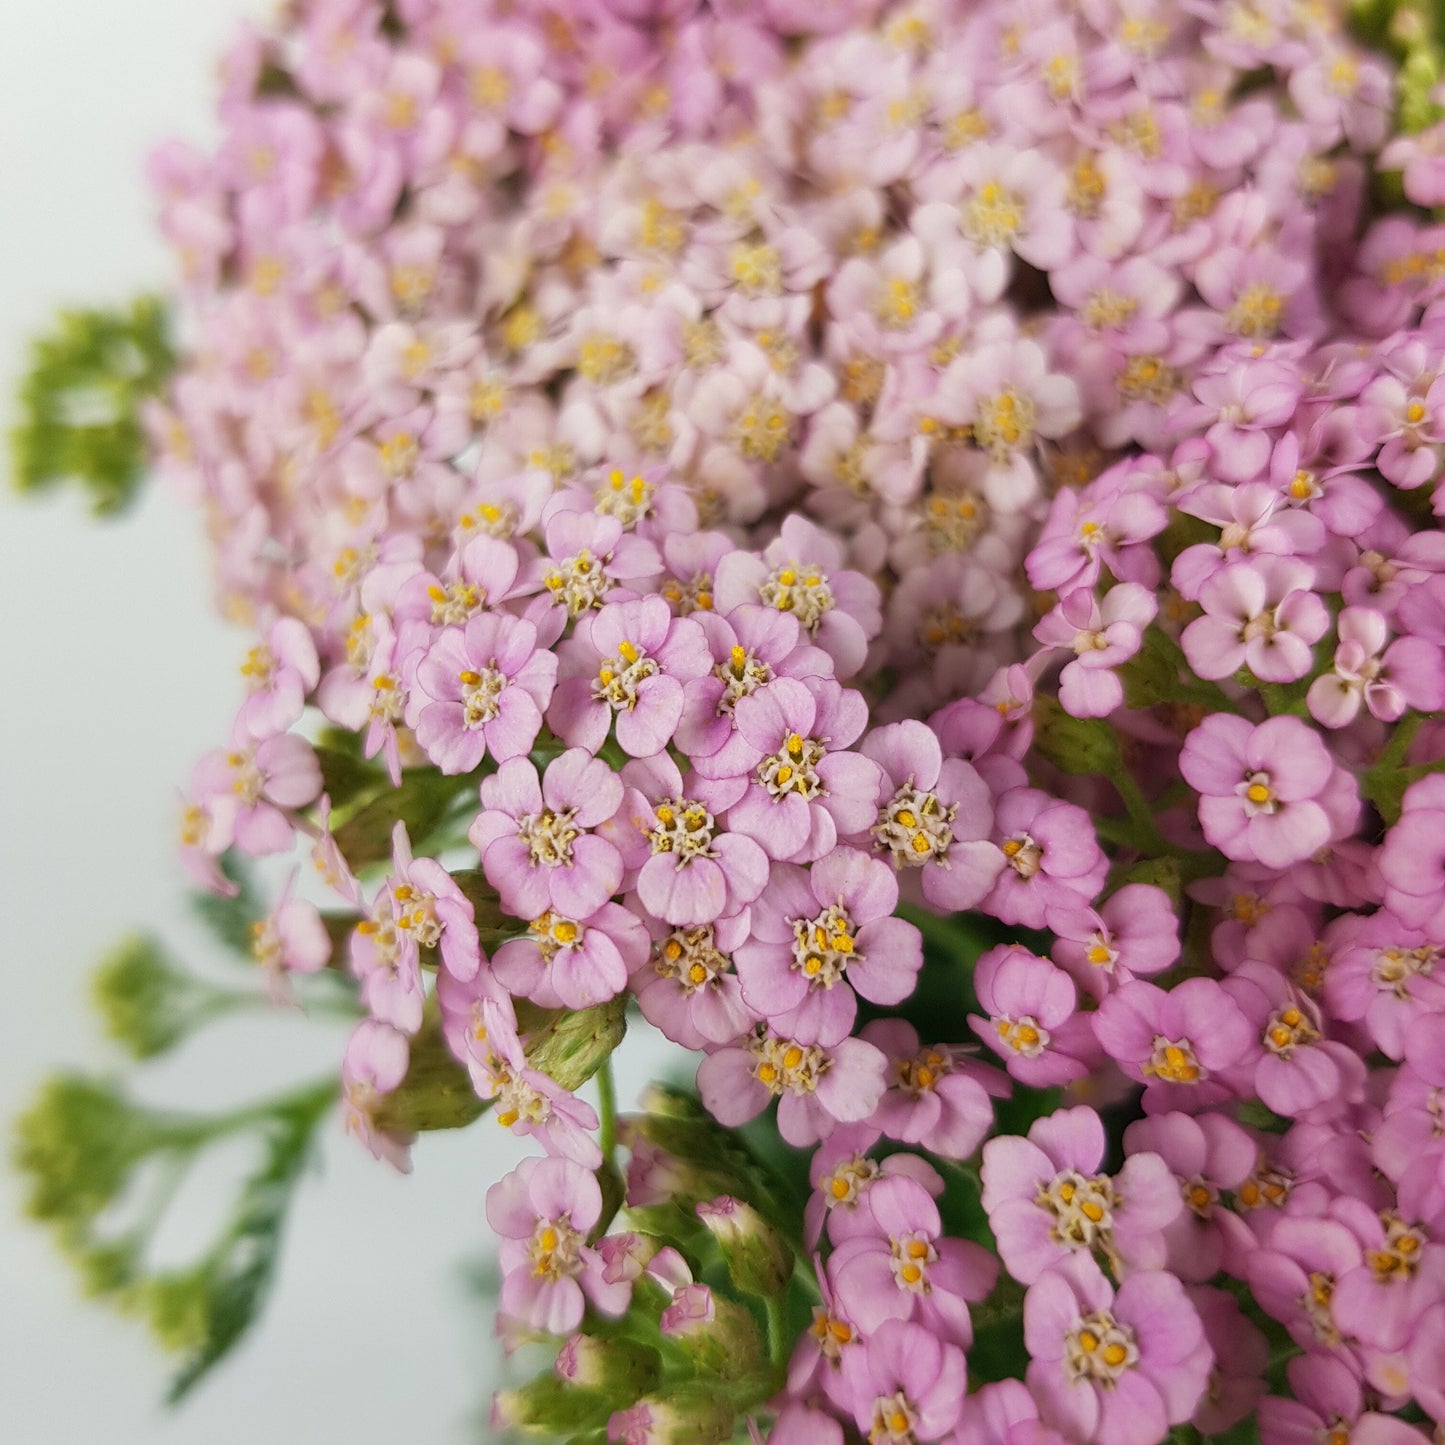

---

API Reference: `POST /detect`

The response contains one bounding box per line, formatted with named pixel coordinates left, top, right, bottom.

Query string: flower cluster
left=33, top=0, right=1445, bottom=1440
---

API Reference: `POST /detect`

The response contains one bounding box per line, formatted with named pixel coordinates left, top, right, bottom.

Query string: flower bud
left=523, top=995, right=627, bottom=1093
left=90, top=935, right=210, bottom=1060
left=554, top=1333, right=662, bottom=1397
left=669, top=1294, right=766, bottom=1381
left=607, top=1391, right=736, bottom=1445
left=696, top=1196, right=793, bottom=1298
left=491, top=1374, right=614, bottom=1435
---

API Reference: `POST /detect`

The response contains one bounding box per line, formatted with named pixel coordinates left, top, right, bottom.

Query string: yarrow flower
left=26, top=2, right=1445, bottom=1442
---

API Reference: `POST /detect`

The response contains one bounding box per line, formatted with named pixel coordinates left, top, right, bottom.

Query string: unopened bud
left=524, top=995, right=626, bottom=1093
left=669, top=1294, right=765, bottom=1381
left=554, top=1333, right=661, bottom=1397
left=696, top=1196, right=793, bottom=1298
left=607, top=1391, right=735, bottom=1445
left=491, top=1373, right=613, bottom=1435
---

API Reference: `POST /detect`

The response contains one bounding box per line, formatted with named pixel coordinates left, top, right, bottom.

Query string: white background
left=0, top=4, right=668, bottom=1440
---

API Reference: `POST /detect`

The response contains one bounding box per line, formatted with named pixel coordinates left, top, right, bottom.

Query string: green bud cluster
left=10, top=295, right=176, bottom=514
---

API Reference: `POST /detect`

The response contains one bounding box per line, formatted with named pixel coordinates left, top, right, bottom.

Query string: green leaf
left=167, top=1081, right=335, bottom=1401
left=10, top=296, right=176, bottom=515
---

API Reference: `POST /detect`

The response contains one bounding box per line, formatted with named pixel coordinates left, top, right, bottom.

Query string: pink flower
left=1177, top=356, right=1302, bottom=484
left=840, top=1319, right=967, bottom=1444
left=697, top=1026, right=887, bottom=1147
left=1122, top=1113, right=1257, bottom=1283
left=970, top=945, right=1097, bottom=1088
left=486, top=1157, right=629, bottom=1335
left=548, top=595, right=710, bottom=758
left=984, top=788, right=1108, bottom=929
left=679, top=604, right=833, bottom=777
left=1048, top=884, right=1181, bottom=1003
left=1033, top=584, right=1157, bottom=718
left=692, top=676, right=881, bottom=865
left=861, top=719, right=1005, bottom=911
left=249, top=869, right=331, bottom=1001
left=827, top=1174, right=997, bottom=1345
left=930, top=335, right=1082, bottom=509
left=1180, top=558, right=1329, bottom=683
left=1259, top=1351, right=1427, bottom=1445
left=491, top=901, right=649, bottom=1010
left=712, top=513, right=882, bottom=679
left=191, top=730, right=322, bottom=856
left=235, top=616, right=320, bottom=741
left=733, top=847, right=923, bottom=1041
left=470, top=750, right=626, bottom=920
left=981, top=1105, right=1182, bottom=1284
left=1093, top=979, right=1254, bottom=1115
left=1024, top=1255, right=1212, bottom=1445
left=631, top=910, right=757, bottom=1049
left=341, top=1019, right=413, bottom=1173
left=385, top=821, right=481, bottom=983
left=413, top=612, right=557, bottom=774
left=1178, top=715, right=1340, bottom=869
left=860, top=1020, right=998, bottom=1161
left=616, top=751, right=770, bottom=927
left=1224, top=961, right=1366, bottom=1120
left=1306, top=606, right=1445, bottom=728
left=914, top=143, right=1074, bottom=302
left=1170, top=480, right=1327, bottom=601
left=528, top=510, right=661, bottom=624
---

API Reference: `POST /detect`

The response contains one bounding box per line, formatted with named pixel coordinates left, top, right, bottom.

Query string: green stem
left=596, top=1056, right=618, bottom=1170
left=765, top=1293, right=788, bottom=1368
